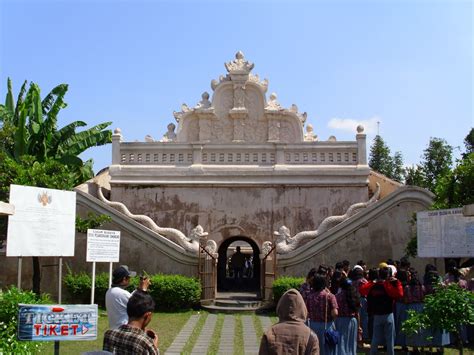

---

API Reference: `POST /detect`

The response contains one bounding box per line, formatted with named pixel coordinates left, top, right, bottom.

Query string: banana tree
left=0, top=78, right=113, bottom=294
left=1, top=78, right=112, bottom=183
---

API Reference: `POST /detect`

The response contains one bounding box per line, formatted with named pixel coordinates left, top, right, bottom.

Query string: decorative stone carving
left=225, top=51, right=254, bottom=74
left=97, top=187, right=217, bottom=255
left=173, top=104, right=191, bottom=122
left=265, top=93, right=282, bottom=111
left=175, top=52, right=305, bottom=144
left=328, top=135, right=337, bottom=142
left=272, top=183, right=381, bottom=254
left=232, top=83, right=247, bottom=110
left=161, top=123, right=177, bottom=142
left=195, top=92, right=212, bottom=110
left=268, top=120, right=280, bottom=142
left=144, top=135, right=155, bottom=142
left=260, top=241, right=273, bottom=258
left=304, top=124, right=318, bottom=142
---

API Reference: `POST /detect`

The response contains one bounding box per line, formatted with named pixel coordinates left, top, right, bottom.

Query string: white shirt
left=105, top=286, right=132, bottom=329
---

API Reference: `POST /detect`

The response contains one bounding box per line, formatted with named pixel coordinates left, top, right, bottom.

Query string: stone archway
left=217, top=236, right=261, bottom=293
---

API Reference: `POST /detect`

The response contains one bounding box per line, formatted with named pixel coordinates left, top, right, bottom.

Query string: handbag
left=324, top=294, right=340, bottom=347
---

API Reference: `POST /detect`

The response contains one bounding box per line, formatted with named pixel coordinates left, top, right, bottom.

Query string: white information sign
left=7, top=185, right=76, bottom=257
left=417, top=208, right=474, bottom=257
left=86, top=229, right=120, bottom=262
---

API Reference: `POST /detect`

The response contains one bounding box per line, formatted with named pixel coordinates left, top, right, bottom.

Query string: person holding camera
left=359, top=266, right=403, bottom=355
left=105, top=265, right=151, bottom=329
left=103, top=290, right=159, bottom=354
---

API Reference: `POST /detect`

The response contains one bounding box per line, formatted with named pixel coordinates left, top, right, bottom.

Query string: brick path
left=164, top=314, right=275, bottom=355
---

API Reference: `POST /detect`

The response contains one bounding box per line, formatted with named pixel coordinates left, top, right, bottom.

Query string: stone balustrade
left=114, top=141, right=363, bottom=167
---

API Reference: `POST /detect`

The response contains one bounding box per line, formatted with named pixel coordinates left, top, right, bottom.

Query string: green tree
left=0, top=78, right=113, bottom=295
left=420, top=137, right=453, bottom=192
left=369, top=135, right=404, bottom=182
left=369, top=135, right=393, bottom=176
left=391, top=151, right=405, bottom=183
left=0, top=78, right=112, bottom=183
left=405, top=165, right=425, bottom=187
left=463, top=127, right=473, bottom=158
left=402, top=283, right=474, bottom=354
left=433, top=152, right=474, bottom=209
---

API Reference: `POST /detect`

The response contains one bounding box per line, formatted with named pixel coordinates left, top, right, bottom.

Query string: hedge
left=272, top=276, right=305, bottom=303
left=63, top=271, right=201, bottom=311
left=0, top=287, right=52, bottom=354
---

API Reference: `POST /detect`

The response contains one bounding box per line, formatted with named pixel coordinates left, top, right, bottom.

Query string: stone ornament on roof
left=224, top=50, right=255, bottom=74
left=171, top=51, right=311, bottom=143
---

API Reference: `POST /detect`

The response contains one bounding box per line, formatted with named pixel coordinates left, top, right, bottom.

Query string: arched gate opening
left=217, top=236, right=260, bottom=293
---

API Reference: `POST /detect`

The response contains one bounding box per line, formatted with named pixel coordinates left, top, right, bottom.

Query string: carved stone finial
left=304, top=124, right=318, bottom=142
left=225, top=51, right=255, bottom=74
left=357, top=125, right=364, bottom=133
left=161, top=123, right=177, bottom=142
left=195, top=92, right=212, bottom=109
left=328, top=135, right=337, bottom=142
left=266, top=92, right=282, bottom=110
left=114, top=128, right=122, bottom=135
left=144, top=134, right=154, bottom=142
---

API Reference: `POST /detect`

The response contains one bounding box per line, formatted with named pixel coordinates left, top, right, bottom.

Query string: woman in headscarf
left=259, top=289, right=319, bottom=354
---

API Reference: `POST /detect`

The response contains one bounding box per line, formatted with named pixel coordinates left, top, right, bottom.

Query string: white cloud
left=327, top=116, right=380, bottom=134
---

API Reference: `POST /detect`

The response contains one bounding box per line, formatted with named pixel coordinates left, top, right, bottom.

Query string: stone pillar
left=356, top=125, right=367, bottom=165
left=275, top=144, right=285, bottom=165
left=111, top=128, right=123, bottom=165
left=193, top=145, right=203, bottom=164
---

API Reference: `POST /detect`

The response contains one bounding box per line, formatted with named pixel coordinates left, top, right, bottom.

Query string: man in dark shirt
left=360, top=267, right=403, bottom=355
left=103, top=290, right=159, bottom=354
left=231, top=246, right=246, bottom=280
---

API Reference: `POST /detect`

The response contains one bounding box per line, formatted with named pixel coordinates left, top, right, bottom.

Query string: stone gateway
left=0, top=52, right=435, bottom=299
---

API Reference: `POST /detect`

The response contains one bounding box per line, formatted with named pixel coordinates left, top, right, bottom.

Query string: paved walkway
left=164, top=314, right=275, bottom=355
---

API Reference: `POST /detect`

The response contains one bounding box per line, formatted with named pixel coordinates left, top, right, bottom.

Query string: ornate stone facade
left=108, top=52, right=371, bottom=253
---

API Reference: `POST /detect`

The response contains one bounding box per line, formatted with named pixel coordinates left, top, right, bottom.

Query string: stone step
left=201, top=303, right=262, bottom=314
left=214, top=299, right=262, bottom=308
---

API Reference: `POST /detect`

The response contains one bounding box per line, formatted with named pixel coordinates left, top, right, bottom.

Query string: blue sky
left=1, top=0, right=472, bottom=173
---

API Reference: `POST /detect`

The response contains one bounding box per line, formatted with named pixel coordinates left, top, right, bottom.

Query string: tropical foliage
left=0, top=287, right=52, bottom=354
left=0, top=78, right=112, bottom=183
left=402, top=283, right=474, bottom=354
left=0, top=78, right=113, bottom=295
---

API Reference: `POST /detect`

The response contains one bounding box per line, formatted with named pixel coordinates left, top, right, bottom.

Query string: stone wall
left=111, top=185, right=368, bottom=250
left=277, top=192, right=439, bottom=277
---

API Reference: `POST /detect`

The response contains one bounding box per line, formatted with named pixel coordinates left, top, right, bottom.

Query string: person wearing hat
left=105, top=265, right=151, bottom=329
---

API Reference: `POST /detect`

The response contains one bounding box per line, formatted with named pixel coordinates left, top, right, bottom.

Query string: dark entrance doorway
left=217, top=236, right=260, bottom=293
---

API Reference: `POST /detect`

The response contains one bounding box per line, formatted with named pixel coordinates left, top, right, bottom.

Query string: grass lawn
left=40, top=309, right=196, bottom=354
left=36, top=310, right=474, bottom=354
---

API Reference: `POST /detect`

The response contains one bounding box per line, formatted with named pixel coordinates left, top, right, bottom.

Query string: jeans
left=370, top=313, right=395, bottom=355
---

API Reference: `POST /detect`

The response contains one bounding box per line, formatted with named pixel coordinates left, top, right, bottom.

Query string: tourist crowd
left=271, top=258, right=473, bottom=355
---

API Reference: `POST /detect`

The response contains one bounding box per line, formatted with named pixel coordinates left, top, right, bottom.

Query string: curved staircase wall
left=73, top=190, right=198, bottom=276
left=277, top=186, right=436, bottom=277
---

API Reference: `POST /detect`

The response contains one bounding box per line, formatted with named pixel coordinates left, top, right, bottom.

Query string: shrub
left=272, top=276, right=305, bottom=303
left=148, top=274, right=201, bottom=311
left=63, top=271, right=110, bottom=307
left=0, top=287, right=52, bottom=354
left=63, top=271, right=201, bottom=311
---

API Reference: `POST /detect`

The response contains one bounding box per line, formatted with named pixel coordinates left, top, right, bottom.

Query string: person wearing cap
left=103, top=290, right=159, bottom=354
left=105, top=265, right=151, bottom=329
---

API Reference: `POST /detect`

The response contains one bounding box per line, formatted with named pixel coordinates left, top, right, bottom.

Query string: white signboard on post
left=417, top=208, right=474, bottom=257
left=7, top=185, right=76, bottom=257
left=86, top=229, right=120, bottom=262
